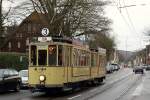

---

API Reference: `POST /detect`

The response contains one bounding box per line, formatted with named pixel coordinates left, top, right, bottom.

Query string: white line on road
left=90, top=88, right=98, bottom=92
left=132, top=78, right=144, bottom=96
left=68, top=95, right=81, bottom=100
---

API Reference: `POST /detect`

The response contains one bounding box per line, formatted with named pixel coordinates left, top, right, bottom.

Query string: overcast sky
left=105, top=0, right=150, bottom=51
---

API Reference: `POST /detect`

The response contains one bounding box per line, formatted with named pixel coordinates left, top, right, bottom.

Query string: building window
left=33, top=24, right=36, bottom=32
left=16, top=34, right=19, bottom=38
left=28, top=24, right=32, bottom=32
left=26, top=38, right=29, bottom=46
left=23, top=24, right=27, bottom=31
left=18, top=42, right=21, bottom=48
left=8, top=42, right=11, bottom=49
left=20, top=34, right=23, bottom=38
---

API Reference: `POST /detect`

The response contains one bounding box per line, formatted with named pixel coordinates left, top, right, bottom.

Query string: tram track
left=84, top=72, right=134, bottom=100
left=114, top=74, right=142, bottom=100
left=57, top=72, right=134, bottom=100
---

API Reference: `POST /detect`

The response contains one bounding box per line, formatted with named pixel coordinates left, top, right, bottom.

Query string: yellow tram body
left=28, top=37, right=106, bottom=91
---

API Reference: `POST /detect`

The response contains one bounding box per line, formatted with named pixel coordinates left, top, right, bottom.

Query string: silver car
left=19, top=70, right=28, bottom=88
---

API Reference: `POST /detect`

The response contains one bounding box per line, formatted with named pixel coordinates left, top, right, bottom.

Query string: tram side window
left=58, top=45, right=63, bottom=66
left=48, top=45, right=56, bottom=65
left=38, top=50, right=47, bottom=65
left=73, top=49, right=78, bottom=67
left=91, top=54, right=94, bottom=67
left=91, top=53, right=97, bottom=67
left=31, top=45, right=37, bottom=65
left=98, top=55, right=101, bottom=67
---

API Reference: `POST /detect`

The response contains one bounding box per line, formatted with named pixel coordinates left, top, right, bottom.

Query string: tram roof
left=30, top=35, right=85, bottom=46
left=30, top=35, right=106, bottom=54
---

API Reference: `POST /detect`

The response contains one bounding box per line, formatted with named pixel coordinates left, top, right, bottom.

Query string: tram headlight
left=39, top=75, right=46, bottom=82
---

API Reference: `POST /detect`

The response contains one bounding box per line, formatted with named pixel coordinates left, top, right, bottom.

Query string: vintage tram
left=28, top=36, right=106, bottom=92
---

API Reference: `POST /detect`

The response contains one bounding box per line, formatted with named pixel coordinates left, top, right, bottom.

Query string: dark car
left=142, top=65, right=147, bottom=69
left=0, top=69, right=21, bottom=92
left=133, top=67, right=144, bottom=74
left=146, top=66, right=150, bottom=71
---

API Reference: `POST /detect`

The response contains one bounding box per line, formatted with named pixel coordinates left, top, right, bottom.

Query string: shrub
left=0, top=52, right=28, bottom=71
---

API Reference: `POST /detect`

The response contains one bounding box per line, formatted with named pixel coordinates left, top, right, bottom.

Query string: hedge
left=0, top=52, right=28, bottom=71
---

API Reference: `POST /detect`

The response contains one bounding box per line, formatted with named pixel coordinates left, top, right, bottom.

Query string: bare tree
left=0, top=0, right=14, bottom=46
left=6, top=1, right=34, bottom=25
left=0, top=0, right=111, bottom=38
left=0, top=0, right=33, bottom=49
left=89, top=32, right=115, bottom=61
left=30, top=0, right=111, bottom=37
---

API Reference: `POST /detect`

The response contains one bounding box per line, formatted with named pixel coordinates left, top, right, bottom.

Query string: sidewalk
left=130, top=71, right=150, bottom=100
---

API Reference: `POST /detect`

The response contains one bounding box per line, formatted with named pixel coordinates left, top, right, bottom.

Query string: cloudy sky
left=105, top=0, right=150, bottom=51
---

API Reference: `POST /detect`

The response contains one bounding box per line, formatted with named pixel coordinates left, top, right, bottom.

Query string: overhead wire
left=112, top=0, right=134, bottom=35
left=112, top=0, right=145, bottom=50
left=122, top=0, right=137, bottom=33
left=122, top=0, right=143, bottom=49
left=112, top=0, right=135, bottom=51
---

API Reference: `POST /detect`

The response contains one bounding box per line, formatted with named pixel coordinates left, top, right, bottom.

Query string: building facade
left=146, top=45, right=150, bottom=65
left=1, top=11, right=48, bottom=53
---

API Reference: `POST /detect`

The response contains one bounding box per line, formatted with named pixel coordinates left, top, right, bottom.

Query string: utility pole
left=125, top=36, right=127, bottom=63
left=0, top=0, right=3, bottom=51
left=0, top=0, right=2, bottom=36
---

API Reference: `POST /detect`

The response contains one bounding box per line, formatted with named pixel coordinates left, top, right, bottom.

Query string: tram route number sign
left=41, top=28, right=49, bottom=36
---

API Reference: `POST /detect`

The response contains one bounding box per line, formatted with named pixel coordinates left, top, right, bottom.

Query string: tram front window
left=48, top=45, right=57, bottom=65
left=38, top=50, right=47, bottom=65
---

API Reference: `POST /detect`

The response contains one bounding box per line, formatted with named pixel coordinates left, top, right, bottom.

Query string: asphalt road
left=121, top=70, right=150, bottom=100
left=90, top=70, right=150, bottom=100
left=89, top=72, right=141, bottom=100
left=0, top=68, right=134, bottom=100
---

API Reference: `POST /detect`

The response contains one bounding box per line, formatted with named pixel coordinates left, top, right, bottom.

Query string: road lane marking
left=90, top=88, right=98, bottom=92
left=132, top=77, right=145, bottom=96
left=132, top=83, right=143, bottom=96
left=68, top=95, right=81, bottom=100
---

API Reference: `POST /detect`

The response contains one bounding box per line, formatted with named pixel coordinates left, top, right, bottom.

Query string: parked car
left=133, top=67, right=144, bottom=74
left=106, top=64, right=114, bottom=73
left=19, top=70, right=28, bottom=88
left=142, top=64, right=147, bottom=69
left=111, top=64, right=120, bottom=71
left=0, top=69, right=21, bottom=92
left=145, top=66, right=150, bottom=71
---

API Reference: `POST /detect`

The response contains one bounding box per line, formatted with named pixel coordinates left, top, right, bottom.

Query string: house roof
left=21, top=11, right=48, bottom=25
left=0, top=11, right=49, bottom=49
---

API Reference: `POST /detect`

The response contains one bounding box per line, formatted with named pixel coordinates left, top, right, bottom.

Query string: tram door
left=29, top=45, right=48, bottom=85
left=37, top=46, right=48, bottom=66
left=38, top=50, right=47, bottom=66
left=63, top=46, right=72, bottom=83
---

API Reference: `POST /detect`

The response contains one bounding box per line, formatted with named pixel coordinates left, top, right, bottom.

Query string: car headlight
left=22, top=80, right=28, bottom=84
left=39, top=75, right=46, bottom=82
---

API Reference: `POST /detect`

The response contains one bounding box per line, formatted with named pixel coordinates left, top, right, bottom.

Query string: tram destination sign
left=38, top=37, right=52, bottom=42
